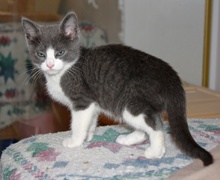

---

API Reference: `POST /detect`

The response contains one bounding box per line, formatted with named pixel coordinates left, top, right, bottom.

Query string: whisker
left=18, top=66, right=38, bottom=86
left=21, top=68, right=40, bottom=86
left=29, top=69, right=43, bottom=85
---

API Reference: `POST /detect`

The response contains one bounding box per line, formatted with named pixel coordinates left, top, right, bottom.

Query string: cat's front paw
left=85, top=132, right=94, bottom=142
left=62, top=137, right=83, bottom=148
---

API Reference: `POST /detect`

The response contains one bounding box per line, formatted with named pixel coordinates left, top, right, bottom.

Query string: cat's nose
left=46, top=62, right=54, bottom=69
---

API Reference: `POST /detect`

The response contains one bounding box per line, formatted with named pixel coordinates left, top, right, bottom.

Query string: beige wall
left=123, top=0, right=206, bottom=86
left=59, top=0, right=122, bottom=44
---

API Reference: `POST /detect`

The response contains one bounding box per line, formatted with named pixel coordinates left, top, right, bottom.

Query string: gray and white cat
left=22, top=12, right=213, bottom=166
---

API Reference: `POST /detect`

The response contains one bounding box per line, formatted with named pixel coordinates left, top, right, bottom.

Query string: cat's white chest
left=45, top=73, right=72, bottom=108
left=41, top=48, right=76, bottom=108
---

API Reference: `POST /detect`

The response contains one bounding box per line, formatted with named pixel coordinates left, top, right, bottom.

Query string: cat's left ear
left=60, top=12, right=79, bottom=40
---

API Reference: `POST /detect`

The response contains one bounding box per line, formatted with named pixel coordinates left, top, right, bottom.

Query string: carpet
left=1, top=119, right=220, bottom=179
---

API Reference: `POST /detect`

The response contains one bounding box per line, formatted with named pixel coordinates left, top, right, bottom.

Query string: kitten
left=22, top=12, right=213, bottom=166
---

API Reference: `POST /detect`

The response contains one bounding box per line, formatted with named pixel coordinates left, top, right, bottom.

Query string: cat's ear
left=22, top=17, right=40, bottom=40
left=59, top=12, right=79, bottom=40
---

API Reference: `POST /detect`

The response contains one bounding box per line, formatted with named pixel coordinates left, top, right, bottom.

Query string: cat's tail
left=166, top=87, right=213, bottom=166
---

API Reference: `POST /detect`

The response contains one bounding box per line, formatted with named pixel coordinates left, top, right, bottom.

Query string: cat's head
left=22, top=12, right=80, bottom=76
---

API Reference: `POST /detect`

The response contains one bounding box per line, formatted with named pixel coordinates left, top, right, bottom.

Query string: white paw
left=116, top=134, right=133, bottom=146
left=116, top=131, right=146, bottom=146
left=62, top=137, right=83, bottom=148
left=86, top=132, right=94, bottom=142
left=144, top=146, right=165, bottom=159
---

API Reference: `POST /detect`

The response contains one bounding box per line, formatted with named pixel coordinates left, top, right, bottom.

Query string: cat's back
left=80, top=44, right=179, bottom=82
left=83, top=44, right=170, bottom=69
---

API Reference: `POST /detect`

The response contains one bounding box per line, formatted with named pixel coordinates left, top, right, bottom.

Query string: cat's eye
left=56, top=50, right=65, bottom=57
left=36, top=52, right=46, bottom=58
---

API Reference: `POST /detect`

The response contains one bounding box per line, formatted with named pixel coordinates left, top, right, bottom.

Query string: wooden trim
left=202, top=0, right=212, bottom=87
left=185, top=85, right=220, bottom=118
left=0, top=11, right=60, bottom=22
left=0, top=122, right=20, bottom=140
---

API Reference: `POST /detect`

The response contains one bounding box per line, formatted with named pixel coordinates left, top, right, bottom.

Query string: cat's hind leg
left=116, top=130, right=146, bottom=146
left=63, top=103, right=98, bottom=148
left=144, top=128, right=165, bottom=159
left=120, top=108, right=165, bottom=159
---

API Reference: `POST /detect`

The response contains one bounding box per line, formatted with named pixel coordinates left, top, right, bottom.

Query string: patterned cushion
left=1, top=119, right=220, bottom=179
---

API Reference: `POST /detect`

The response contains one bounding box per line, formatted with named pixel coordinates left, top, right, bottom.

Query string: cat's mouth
left=44, top=69, right=61, bottom=76
left=41, top=62, right=64, bottom=76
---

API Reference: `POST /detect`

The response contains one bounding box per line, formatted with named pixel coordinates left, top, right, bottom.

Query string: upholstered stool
left=1, top=119, right=220, bottom=179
